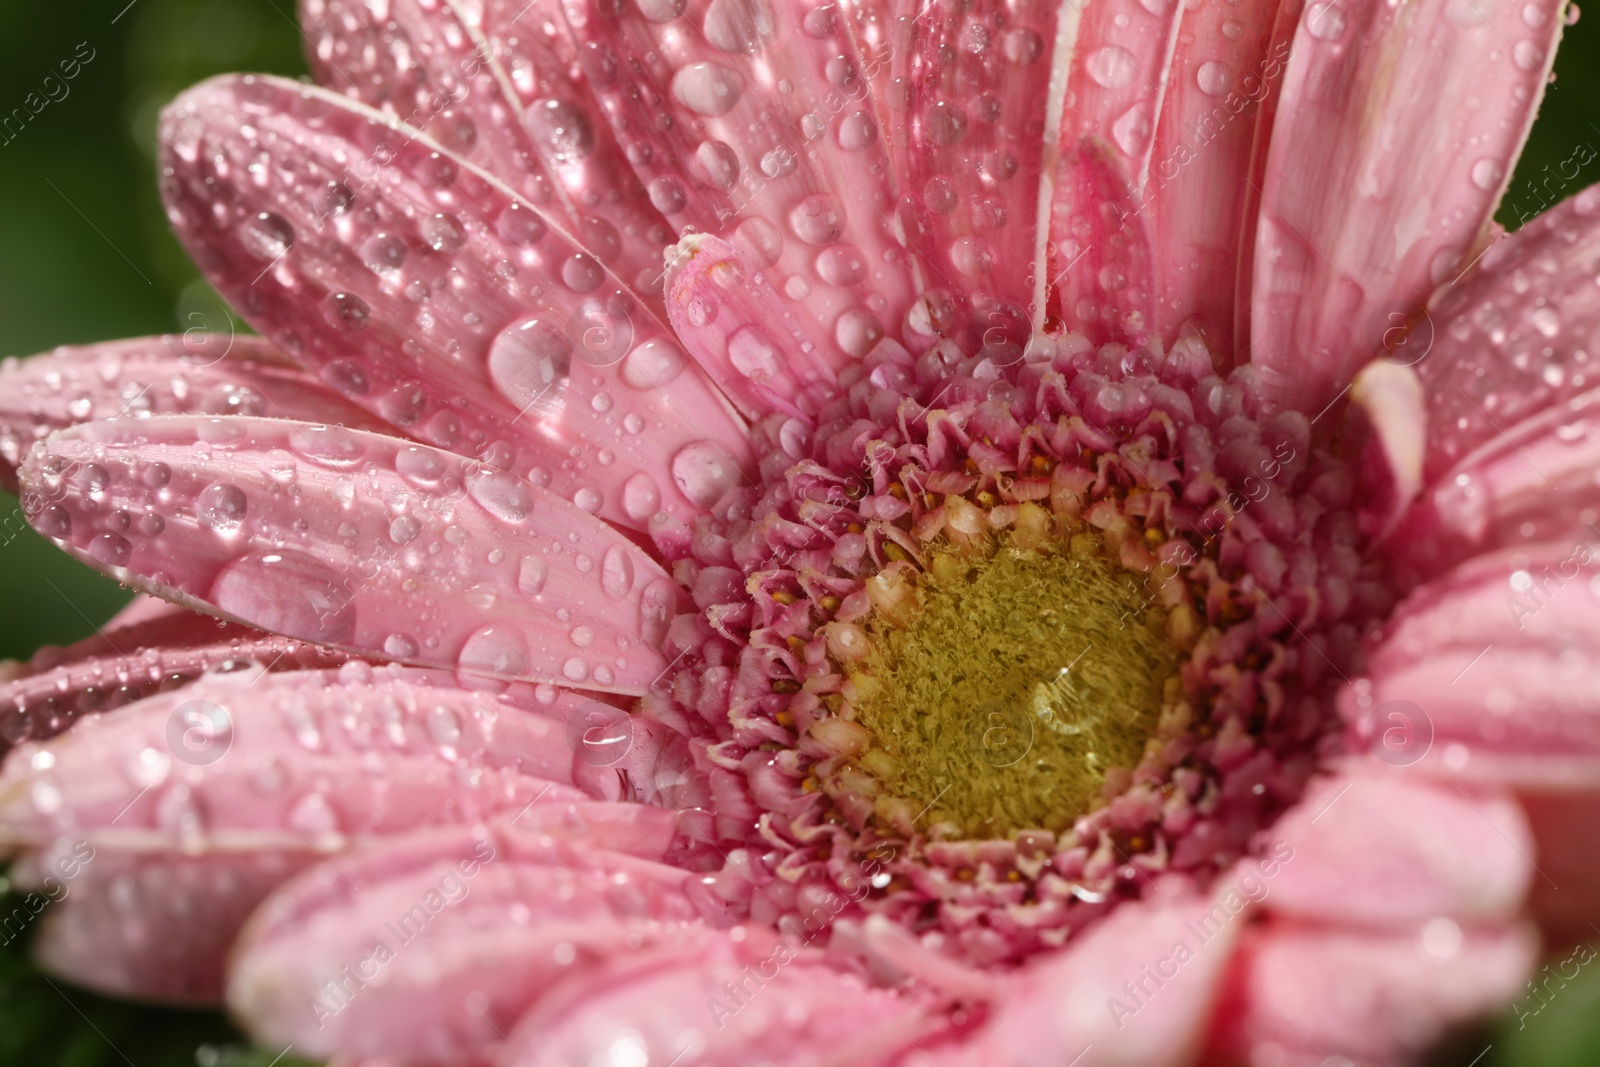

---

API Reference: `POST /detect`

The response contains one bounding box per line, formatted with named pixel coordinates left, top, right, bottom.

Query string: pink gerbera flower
left=0, top=0, right=1592, bottom=1061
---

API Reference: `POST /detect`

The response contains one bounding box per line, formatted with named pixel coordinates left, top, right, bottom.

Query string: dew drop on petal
left=239, top=212, right=294, bottom=261
left=468, top=469, right=537, bottom=524
left=421, top=213, right=466, bottom=253
left=210, top=550, right=356, bottom=645
left=622, top=472, right=663, bottom=522
left=671, top=62, right=744, bottom=116
left=458, top=625, right=532, bottom=677
left=672, top=440, right=742, bottom=507
left=525, top=98, right=597, bottom=163
left=1086, top=47, right=1136, bottom=89
left=695, top=140, right=741, bottom=189
left=360, top=232, right=408, bottom=273
left=1306, top=2, right=1348, bottom=38
left=601, top=544, right=635, bottom=598
left=1195, top=60, right=1231, bottom=96
left=620, top=337, right=687, bottom=389
left=789, top=194, right=845, bottom=245
left=518, top=555, right=550, bottom=596
left=195, top=483, right=248, bottom=534
left=488, top=317, right=573, bottom=414
left=1470, top=157, right=1505, bottom=191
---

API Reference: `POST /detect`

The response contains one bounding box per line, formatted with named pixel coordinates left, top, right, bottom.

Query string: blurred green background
left=0, top=0, right=1599, bottom=1063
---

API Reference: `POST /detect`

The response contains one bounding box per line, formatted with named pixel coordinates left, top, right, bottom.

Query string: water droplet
left=210, top=550, right=356, bottom=645
left=924, top=101, right=968, bottom=145
left=1111, top=103, right=1151, bottom=158
left=360, top=232, right=408, bottom=273
left=518, top=555, right=550, bottom=596
left=703, top=0, right=775, bottom=52
left=88, top=532, right=132, bottom=567
left=601, top=545, right=635, bottom=598
left=1306, top=2, right=1348, bottom=39
left=837, top=111, right=877, bottom=151
left=525, top=98, right=597, bottom=163
left=324, top=292, right=371, bottom=331
left=239, top=212, right=294, bottom=261
left=789, top=194, right=845, bottom=245
left=621, top=337, right=686, bottom=389
left=384, top=632, right=420, bottom=657
left=1086, top=46, right=1136, bottom=89
left=290, top=425, right=368, bottom=469
left=672, top=441, right=741, bottom=507
left=497, top=204, right=547, bottom=247
left=835, top=307, right=884, bottom=357
left=949, top=237, right=991, bottom=277
left=1531, top=306, right=1561, bottom=337
left=924, top=176, right=958, bottom=214
left=648, top=176, right=688, bottom=214
left=468, top=468, right=537, bottom=524
left=487, top=316, right=572, bottom=416
left=195, top=483, right=248, bottom=534
left=289, top=792, right=340, bottom=837
left=562, top=253, right=605, bottom=292
left=727, top=326, right=780, bottom=380
left=816, top=244, right=867, bottom=286
left=1004, top=28, right=1044, bottom=64
left=695, top=140, right=741, bottom=189
left=426, top=703, right=464, bottom=748
left=622, top=472, right=663, bottom=522
left=1196, top=60, right=1231, bottom=96
left=734, top=216, right=783, bottom=265
left=635, top=0, right=685, bottom=21
left=671, top=62, right=744, bottom=116
left=422, top=213, right=466, bottom=253
left=1470, top=157, right=1505, bottom=191
left=459, top=626, right=531, bottom=677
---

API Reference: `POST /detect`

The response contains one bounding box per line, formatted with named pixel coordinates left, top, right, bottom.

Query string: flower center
left=844, top=531, right=1181, bottom=839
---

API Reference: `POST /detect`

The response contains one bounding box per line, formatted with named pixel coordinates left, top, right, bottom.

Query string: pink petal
left=1386, top=400, right=1600, bottom=584
left=1416, top=183, right=1600, bottom=484
left=0, top=667, right=592, bottom=849
left=20, top=417, right=676, bottom=693
left=301, top=0, right=675, bottom=305
left=299, top=0, right=563, bottom=209
left=0, top=335, right=383, bottom=488
left=228, top=826, right=706, bottom=1063
left=1349, top=645, right=1600, bottom=787
left=1248, top=0, right=1566, bottom=415
left=12, top=844, right=316, bottom=1003
left=1262, top=770, right=1532, bottom=926
left=561, top=0, right=914, bottom=367
left=1054, top=0, right=1185, bottom=194
left=1146, top=0, right=1292, bottom=351
left=1208, top=922, right=1536, bottom=1065
left=499, top=936, right=927, bottom=1067
left=937, top=893, right=1236, bottom=1067
left=664, top=235, right=838, bottom=420
left=1346, top=359, right=1425, bottom=540
left=1047, top=140, right=1157, bottom=344
left=474, top=0, right=680, bottom=298
left=161, top=74, right=750, bottom=531
left=0, top=611, right=344, bottom=751
left=889, top=0, right=1058, bottom=327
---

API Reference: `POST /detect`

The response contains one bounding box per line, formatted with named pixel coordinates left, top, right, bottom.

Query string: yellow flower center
left=848, top=527, right=1181, bottom=839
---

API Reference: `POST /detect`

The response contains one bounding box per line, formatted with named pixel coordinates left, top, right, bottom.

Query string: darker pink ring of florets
left=641, top=324, right=1393, bottom=968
